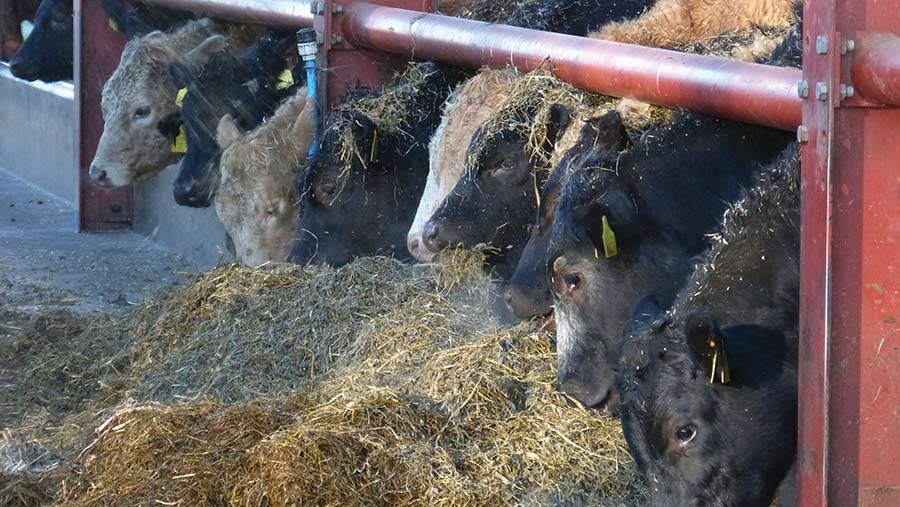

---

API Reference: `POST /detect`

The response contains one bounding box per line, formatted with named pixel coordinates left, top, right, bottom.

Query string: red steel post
left=799, top=0, right=900, bottom=505
left=76, top=0, right=131, bottom=230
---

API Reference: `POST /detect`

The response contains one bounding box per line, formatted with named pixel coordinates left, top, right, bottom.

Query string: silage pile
left=1, top=254, right=644, bottom=507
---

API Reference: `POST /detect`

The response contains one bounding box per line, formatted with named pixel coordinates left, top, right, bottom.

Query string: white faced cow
left=406, top=68, right=517, bottom=263
left=88, top=19, right=230, bottom=188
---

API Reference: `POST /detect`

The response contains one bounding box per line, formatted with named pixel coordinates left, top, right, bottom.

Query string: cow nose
left=504, top=284, right=546, bottom=320
left=558, top=376, right=612, bottom=410
left=423, top=219, right=443, bottom=253
left=407, top=236, right=420, bottom=257
left=89, top=166, right=110, bottom=187
left=9, top=58, right=22, bottom=75
left=173, top=181, right=207, bottom=207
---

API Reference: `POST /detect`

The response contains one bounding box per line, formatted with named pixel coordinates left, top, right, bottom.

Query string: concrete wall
left=0, top=64, right=77, bottom=205
left=133, top=165, right=232, bottom=270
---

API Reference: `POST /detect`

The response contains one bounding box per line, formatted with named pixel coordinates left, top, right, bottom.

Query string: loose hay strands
left=4, top=254, right=644, bottom=506
left=464, top=66, right=671, bottom=175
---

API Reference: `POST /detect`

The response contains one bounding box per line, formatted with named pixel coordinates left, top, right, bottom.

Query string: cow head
left=618, top=314, right=797, bottom=507
left=215, top=92, right=314, bottom=266
left=290, top=110, right=418, bottom=266
left=88, top=19, right=217, bottom=188
left=545, top=155, right=697, bottom=410
left=505, top=111, right=627, bottom=319
left=9, top=0, right=72, bottom=82
left=406, top=68, right=517, bottom=264
left=170, top=30, right=294, bottom=207
left=422, top=102, right=571, bottom=279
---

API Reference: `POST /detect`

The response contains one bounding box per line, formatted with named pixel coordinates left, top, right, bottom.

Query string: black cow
left=504, top=110, right=628, bottom=319
left=8, top=0, right=186, bottom=82
left=546, top=110, right=791, bottom=409
left=505, top=0, right=652, bottom=36
left=289, top=63, right=462, bottom=266
left=168, top=30, right=298, bottom=207
left=547, top=14, right=802, bottom=411
left=1, top=0, right=40, bottom=61
left=618, top=143, right=800, bottom=507
left=8, top=0, right=71, bottom=81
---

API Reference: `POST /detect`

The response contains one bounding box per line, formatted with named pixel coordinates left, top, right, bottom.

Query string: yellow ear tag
left=175, top=87, right=187, bottom=108
left=707, top=339, right=731, bottom=384
left=171, top=125, right=187, bottom=154
left=275, top=68, right=294, bottom=90
left=601, top=215, right=618, bottom=258
left=108, top=18, right=119, bottom=32
left=369, top=129, right=378, bottom=162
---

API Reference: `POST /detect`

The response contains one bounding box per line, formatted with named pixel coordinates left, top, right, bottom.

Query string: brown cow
left=215, top=90, right=315, bottom=267
left=596, top=0, right=797, bottom=48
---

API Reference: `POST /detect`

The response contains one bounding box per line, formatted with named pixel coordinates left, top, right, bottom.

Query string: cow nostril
left=90, top=167, right=109, bottom=185
left=423, top=220, right=443, bottom=253
left=407, top=236, right=420, bottom=255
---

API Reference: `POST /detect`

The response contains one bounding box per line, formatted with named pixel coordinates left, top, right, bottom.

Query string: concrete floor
left=0, top=167, right=199, bottom=315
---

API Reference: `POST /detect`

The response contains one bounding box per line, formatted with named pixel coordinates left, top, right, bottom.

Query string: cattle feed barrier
left=77, top=0, right=900, bottom=504
left=138, top=0, right=900, bottom=132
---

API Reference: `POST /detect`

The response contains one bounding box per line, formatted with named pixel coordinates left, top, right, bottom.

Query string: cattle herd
left=7, top=0, right=806, bottom=504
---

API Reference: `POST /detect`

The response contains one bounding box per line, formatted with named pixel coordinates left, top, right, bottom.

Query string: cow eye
left=486, top=161, right=515, bottom=179
left=315, top=181, right=338, bottom=204
left=133, top=106, right=151, bottom=119
left=564, top=272, right=583, bottom=293
left=676, top=424, right=697, bottom=445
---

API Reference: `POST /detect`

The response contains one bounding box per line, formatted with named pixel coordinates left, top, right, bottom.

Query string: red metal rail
left=340, top=2, right=803, bottom=130
left=140, top=0, right=315, bottom=29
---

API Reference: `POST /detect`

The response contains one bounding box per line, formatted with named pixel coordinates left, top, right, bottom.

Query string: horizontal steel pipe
left=852, top=34, right=900, bottom=106
left=139, top=0, right=314, bottom=29
left=342, top=2, right=802, bottom=131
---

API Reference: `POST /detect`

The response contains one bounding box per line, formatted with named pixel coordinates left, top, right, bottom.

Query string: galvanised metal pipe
left=139, top=0, right=315, bottom=29
left=851, top=34, right=900, bottom=106
left=341, top=2, right=803, bottom=131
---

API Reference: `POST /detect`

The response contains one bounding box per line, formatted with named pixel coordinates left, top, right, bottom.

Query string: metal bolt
left=846, top=85, right=855, bottom=98
left=797, top=80, right=809, bottom=98
left=816, top=82, right=829, bottom=101
left=846, top=39, right=856, bottom=52
left=816, top=36, right=829, bottom=55
left=333, top=4, right=343, bottom=13
left=797, top=125, right=810, bottom=144
left=332, top=34, right=343, bottom=45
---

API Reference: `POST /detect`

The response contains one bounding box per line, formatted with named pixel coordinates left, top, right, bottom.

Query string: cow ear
left=157, top=111, right=182, bottom=143
left=584, top=182, right=639, bottom=259
left=539, top=103, right=572, bottom=157
left=216, top=114, right=242, bottom=150
left=584, top=110, right=629, bottom=154
left=169, top=35, right=228, bottom=86
left=348, top=113, right=381, bottom=167
left=623, top=295, right=662, bottom=339
left=684, top=313, right=731, bottom=384
left=291, top=94, right=317, bottom=164
left=168, top=61, right=193, bottom=90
